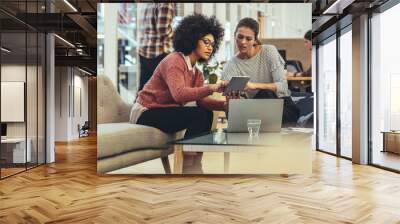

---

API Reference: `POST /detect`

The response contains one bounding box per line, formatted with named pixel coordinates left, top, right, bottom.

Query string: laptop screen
left=1, top=123, right=7, bottom=137
left=227, top=99, right=283, bottom=133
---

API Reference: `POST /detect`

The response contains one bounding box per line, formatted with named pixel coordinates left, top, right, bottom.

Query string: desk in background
left=287, top=77, right=312, bottom=81
left=1, top=138, right=32, bottom=164
left=287, top=76, right=312, bottom=93
left=382, top=131, right=400, bottom=154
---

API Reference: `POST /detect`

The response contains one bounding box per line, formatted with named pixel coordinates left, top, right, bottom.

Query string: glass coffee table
left=172, top=128, right=313, bottom=174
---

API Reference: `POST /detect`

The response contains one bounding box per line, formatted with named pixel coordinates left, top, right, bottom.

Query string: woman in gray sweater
left=221, top=17, right=299, bottom=125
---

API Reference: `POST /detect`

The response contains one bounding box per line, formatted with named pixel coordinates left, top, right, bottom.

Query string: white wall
left=1, top=65, right=34, bottom=135
left=1, top=63, right=46, bottom=163
left=190, top=3, right=311, bottom=40
left=55, top=67, right=89, bottom=141
left=1, top=65, right=26, bottom=139
left=103, top=3, right=119, bottom=86
left=264, top=3, right=311, bottom=39
left=177, top=3, right=310, bottom=60
left=72, top=73, right=89, bottom=138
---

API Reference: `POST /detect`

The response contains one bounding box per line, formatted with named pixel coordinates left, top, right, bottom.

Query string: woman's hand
left=244, top=82, right=257, bottom=91
left=224, top=91, right=241, bottom=112
left=209, top=81, right=227, bottom=93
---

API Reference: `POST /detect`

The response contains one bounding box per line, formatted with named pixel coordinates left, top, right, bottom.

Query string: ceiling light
left=1, top=47, right=11, bottom=53
left=323, top=0, right=354, bottom=15
left=63, top=0, right=78, bottom=12
left=78, top=67, right=93, bottom=76
left=54, top=34, right=75, bottom=48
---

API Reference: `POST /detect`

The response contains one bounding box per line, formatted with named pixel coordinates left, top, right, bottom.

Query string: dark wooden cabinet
left=382, top=131, right=400, bottom=154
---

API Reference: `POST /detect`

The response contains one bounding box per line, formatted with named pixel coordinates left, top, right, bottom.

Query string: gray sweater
left=221, top=44, right=290, bottom=98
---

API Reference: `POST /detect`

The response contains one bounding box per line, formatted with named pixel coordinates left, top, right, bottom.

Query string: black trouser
left=137, top=106, right=213, bottom=138
left=139, top=53, right=168, bottom=91
left=253, top=90, right=299, bottom=127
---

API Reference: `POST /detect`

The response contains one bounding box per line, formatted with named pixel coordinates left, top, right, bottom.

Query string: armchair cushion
left=97, top=75, right=131, bottom=124
left=98, top=122, right=181, bottom=159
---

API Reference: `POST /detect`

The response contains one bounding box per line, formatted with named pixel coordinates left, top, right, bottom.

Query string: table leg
left=174, top=145, right=183, bottom=174
left=224, top=152, right=230, bottom=174
left=382, top=132, right=386, bottom=152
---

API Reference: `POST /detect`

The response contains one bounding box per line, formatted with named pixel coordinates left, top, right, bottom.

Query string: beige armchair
left=97, top=75, right=183, bottom=174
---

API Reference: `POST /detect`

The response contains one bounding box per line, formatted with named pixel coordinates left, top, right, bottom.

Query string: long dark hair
left=234, top=17, right=261, bottom=45
left=304, top=30, right=312, bottom=41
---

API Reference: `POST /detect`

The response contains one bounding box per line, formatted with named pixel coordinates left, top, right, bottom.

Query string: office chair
left=286, top=60, right=311, bottom=93
left=286, top=60, right=304, bottom=73
left=79, top=121, right=90, bottom=138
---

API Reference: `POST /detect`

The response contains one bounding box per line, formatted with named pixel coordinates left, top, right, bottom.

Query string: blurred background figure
left=138, top=3, right=176, bottom=91
left=292, top=30, right=312, bottom=77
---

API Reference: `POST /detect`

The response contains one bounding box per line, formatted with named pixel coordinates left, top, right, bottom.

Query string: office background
left=97, top=3, right=312, bottom=103
left=314, top=0, right=400, bottom=171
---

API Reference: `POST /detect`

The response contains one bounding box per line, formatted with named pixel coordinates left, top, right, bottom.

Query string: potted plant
left=201, top=60, right=222, bottom=84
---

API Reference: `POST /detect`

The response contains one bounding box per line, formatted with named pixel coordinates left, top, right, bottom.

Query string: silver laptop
left=227, top=99, right=284, bottom=133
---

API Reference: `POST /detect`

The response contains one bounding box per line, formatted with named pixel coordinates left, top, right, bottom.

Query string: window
left=97, top=3, right=137, bottom=104
left=317, top=36, right=337, bottom=154
left=370, top=3, right=400, bottom=171
left=339, top=28, right=352, bottom=158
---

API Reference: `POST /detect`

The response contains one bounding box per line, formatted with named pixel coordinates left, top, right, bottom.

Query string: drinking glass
left=247, top=119, right=261, bottom=137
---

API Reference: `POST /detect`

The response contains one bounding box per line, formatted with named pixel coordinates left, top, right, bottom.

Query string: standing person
left=138, top=3, right=176, bottom=91
left=221, top=17, right=299, bottom=126
left=131, top=14, right=226, bottom=173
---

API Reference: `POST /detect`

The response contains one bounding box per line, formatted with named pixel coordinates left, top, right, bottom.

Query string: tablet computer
left=223, top=76, right=250, bottom=96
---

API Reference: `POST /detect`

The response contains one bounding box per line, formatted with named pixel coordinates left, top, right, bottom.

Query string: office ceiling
left=1, top=0, right=395, bottom=73
left=0, top=0, right=98, bottom=74
left=308, top=0, right=390, bottom=41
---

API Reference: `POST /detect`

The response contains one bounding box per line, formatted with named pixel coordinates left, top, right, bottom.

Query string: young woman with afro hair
left=130, top=14, right=227, bottom=173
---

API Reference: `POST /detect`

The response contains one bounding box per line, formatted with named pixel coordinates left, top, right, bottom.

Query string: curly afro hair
left=173, top=14, right=224, bottom=60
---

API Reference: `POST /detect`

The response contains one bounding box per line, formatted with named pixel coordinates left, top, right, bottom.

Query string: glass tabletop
left=172, top=128, right=313, bottom=147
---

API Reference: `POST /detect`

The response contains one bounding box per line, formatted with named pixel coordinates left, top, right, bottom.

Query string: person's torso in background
left=139, top=3, right=176, bottom=58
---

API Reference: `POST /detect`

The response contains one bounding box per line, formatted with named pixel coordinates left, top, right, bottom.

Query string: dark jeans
left=253, top=90, right=300, bottom=127
left=139, top=53, right=168, bottom=91
left=137, top=106, right=213, bottom=138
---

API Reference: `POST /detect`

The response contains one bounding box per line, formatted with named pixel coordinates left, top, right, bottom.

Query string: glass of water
left=247, top=119, right=261, bottom=137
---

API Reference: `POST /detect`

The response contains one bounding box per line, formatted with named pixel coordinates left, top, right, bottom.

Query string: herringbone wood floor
left=1, top=135, right=400, bottom=224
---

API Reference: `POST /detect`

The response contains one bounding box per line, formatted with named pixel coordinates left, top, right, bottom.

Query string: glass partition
left=0, top=1, right=46, bottom=179
left=1, top=31, right=28, bottom=177
left=317, top=35, right=337, bottom=154
left=339, top=28, right=352, bottom=158
left=370, top=3, right=400, bottom=171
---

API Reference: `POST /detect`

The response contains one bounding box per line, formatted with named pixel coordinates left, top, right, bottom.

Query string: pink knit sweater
left=137, top=52, right=225, bottom=111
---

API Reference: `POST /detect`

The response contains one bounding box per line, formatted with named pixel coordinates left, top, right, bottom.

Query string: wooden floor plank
left=0, top=135, right=399, bottom=223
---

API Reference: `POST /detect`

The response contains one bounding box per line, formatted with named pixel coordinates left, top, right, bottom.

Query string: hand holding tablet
left=222, top=76, right=250, bottom=96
